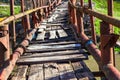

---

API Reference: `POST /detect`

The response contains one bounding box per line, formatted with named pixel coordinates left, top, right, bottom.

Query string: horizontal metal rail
left=69, top=0, right=120, bottom=28
left=0, top=0, right=57, bottom=26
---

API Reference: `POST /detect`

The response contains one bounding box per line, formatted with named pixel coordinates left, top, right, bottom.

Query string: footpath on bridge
left=9, top=1, right=95, bottom=80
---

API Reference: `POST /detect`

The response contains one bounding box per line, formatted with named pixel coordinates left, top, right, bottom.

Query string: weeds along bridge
left=0, top=0, right=120, bottom=80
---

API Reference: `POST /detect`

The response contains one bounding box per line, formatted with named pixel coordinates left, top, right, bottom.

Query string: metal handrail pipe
left=80, top=33, right=120, bottom=80
left=68, top=0, right=120, bottom=28
left=0, top=0, right=57, bottom=26
left=0, top=29, right=37, bottom=80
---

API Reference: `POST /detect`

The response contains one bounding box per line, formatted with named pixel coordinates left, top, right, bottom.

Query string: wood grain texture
left=28, top=64, right=44, bottom=80
left=44, top=63, right=60, bottom=80
left=71, top=62, right=95, bottom=80
left=17, top=54, right=88, bottom=65
left=58, top=63, right=77, bottom=80
left=11, top=65, right=28, bottom=80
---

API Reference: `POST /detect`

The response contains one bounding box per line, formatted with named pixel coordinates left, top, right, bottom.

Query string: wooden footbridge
left=0, top=0, right=120, bottom=80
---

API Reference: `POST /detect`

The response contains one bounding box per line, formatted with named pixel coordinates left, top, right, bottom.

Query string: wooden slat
left=28, top=64, right=43, bottom=80
left=38, top=25, right=46, bottom=29
left=27, top=43, right=81, bottom=50
left=44, top=63, right=60, bottom=80
left=17, top=54, right=88, bottom=65
left=49, top=30, right=57, bottom=39
left=57, top=29, right=68, bottom=37
left=31, top=37, right=75, bottom=44
left=58, top=63, right=77, bottom=80
left=26, top=47, right=80, bottom=53
left=71, top=62, right=95, bottom=80
left=36, top=31, right=46, bottom=40
left=22, top=50, right=87, bottom=58
left=11, top=65, right=28, bottom=80
left=30, top=41, right=79, bottom=45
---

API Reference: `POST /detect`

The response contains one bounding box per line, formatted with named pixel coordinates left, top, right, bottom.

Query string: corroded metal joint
left=0, top=26, right=9, bottom=37
left=0, top=30, right=9, bottom=37
left=16, top=44, right=26, bottom=54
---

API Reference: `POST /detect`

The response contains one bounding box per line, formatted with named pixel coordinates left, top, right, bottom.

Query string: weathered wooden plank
left=36, top=31, right=46, bottom=40
left=27, top=43, right=81, bottom=50
left=49, top=30, right=57, bottom=39
left=71, top=62, right=95, bottom=80
left=45, top=28, right=69, bottom=32
left=26, top=45, right=81, bottom=53
left=38, top=24, right=46, bottom=29
left=57, top=29, right=68, bottom=37
left=38, top=28, right=44, bottom=33
left=58, top=63, right=77, bottom=80
left=30, top=41, right=79, bottom=45
left=28, top=64, right=43, bottom=80
left=31, top=37, right=75, bottom=44
left=40, top=23, right=63, bottom=26
left=17, top=54, right=88, bottom=65
left=44, top=63, right=60, bottom=80
left=22, top=50, right=87, bottom=58
left=26, top=47, right=80, bottom=53
left=11, top=65, right=28, bottom=80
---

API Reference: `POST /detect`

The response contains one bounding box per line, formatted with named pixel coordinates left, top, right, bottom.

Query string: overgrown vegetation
left=88, top=0, right=120, bottom=35
left=0, top=6, right=20, bottom=17
left=0, top=0, right=20, bottom=18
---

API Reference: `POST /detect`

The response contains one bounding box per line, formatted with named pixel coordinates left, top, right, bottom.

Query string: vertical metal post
left=80, top=0, right=84, bottom=6
left=88, top=0, right=97, bottom=44
left=100, top=2, right=115, bottom=80
left=49, top=0, right=52, bottom=11
left=107, top=0, right=115, bottom=66
left=76, top=7, right=84, bottom=34
left=68, top=1, right=72, bottom=22
left=0, top=25, right=10, bottom=67
left=32, top=0, right=39, bottom=28
left=70, top=0, right=77, bottom=26
left=10, top=0, right=16, bottom=48
left=39, top=0, right=43, bottom=22
left=21, top=0, right=27, bottom=33
left=48, top=0, right=52, bottom=13
left=21, top=0, right=31, bottom=36
left=58, top=0, right=62, bottom=4
left=44, top=7, right=48, bottom=18
left=100, top=21, right=114, bottom=65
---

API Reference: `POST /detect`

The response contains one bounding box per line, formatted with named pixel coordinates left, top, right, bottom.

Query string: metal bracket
left=0, top=42, right=7, bottom=53
left=0, top=30, right=8, bottom=37
left=101, top=34, right=119, bottom=48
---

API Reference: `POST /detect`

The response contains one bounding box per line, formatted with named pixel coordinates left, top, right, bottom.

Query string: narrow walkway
left=9, top=1, right=95, bottom=80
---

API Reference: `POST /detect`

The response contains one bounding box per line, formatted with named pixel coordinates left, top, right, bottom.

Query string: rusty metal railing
left=0, top=0, right=61, bottom=80
left=68, top=0, right=120, bottom=80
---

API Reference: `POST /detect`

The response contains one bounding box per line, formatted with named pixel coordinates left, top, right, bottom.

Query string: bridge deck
left=9, top=1, right=95, bottom=80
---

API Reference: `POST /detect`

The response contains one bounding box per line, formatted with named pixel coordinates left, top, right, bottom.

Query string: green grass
left=84, top=0, right=120, bottom=35
left=0, top=6, right=20, bottom=18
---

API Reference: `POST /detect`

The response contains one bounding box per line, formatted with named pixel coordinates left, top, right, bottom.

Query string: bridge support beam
left=88, top=0, right=97, bottom=44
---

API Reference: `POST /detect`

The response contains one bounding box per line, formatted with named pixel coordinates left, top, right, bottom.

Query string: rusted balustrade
left=69, top=0, right=120, bottom=80
left=10, top=0, right=16, bottom=49
left=0, top=0, right=61, bottom=80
